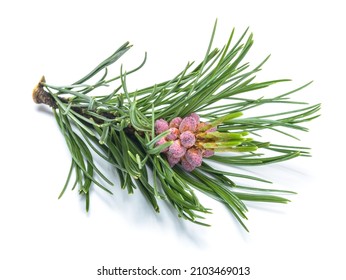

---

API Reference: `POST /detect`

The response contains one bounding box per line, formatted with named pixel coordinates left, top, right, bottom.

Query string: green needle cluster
left=33, top=21, right=320, bottom=231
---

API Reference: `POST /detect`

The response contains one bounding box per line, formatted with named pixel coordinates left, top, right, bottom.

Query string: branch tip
left=32, top=76, right=57, bottom=108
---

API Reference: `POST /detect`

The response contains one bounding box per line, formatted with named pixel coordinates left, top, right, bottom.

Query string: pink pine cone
left=166, top=127, right=180, bottom=141
left=169, top=117, right=183, bottom=128
left=181, top=157, right=196, bottom=172
left=155, top=119, right=169, bottom=135
left=203, top=149, right=214, bottom=158
left=155, top=113, right=213, bottom=171
left=179, top=116, right=197, bottom=133
left=189, top=113, right=200, bottom=123
left=185, top=148, right=203, bottom=167
left=167, top=154, right=181, bottom=167
left=168, top=140, right=186, bottom=158
left=180, top=131, right=196, bottom=148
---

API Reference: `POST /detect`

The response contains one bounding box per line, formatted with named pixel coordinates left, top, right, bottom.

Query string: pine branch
left=32, top=21, right=320, bottom=231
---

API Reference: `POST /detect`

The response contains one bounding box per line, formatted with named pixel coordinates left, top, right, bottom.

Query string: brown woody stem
left=32, top=76, right=57, bottom=108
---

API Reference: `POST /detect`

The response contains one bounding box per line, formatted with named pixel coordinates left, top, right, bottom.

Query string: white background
left=0, top=0, right=345, bottom=279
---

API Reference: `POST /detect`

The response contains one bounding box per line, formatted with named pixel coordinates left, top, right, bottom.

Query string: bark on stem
left=32, top=76, right=57, bottom=108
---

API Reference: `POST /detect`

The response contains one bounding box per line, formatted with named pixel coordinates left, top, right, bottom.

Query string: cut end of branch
left=32, top=76, right=57, bottom=108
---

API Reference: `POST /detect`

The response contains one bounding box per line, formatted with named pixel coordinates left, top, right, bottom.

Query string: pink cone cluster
left=154, top=113, right=215, bottom=171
